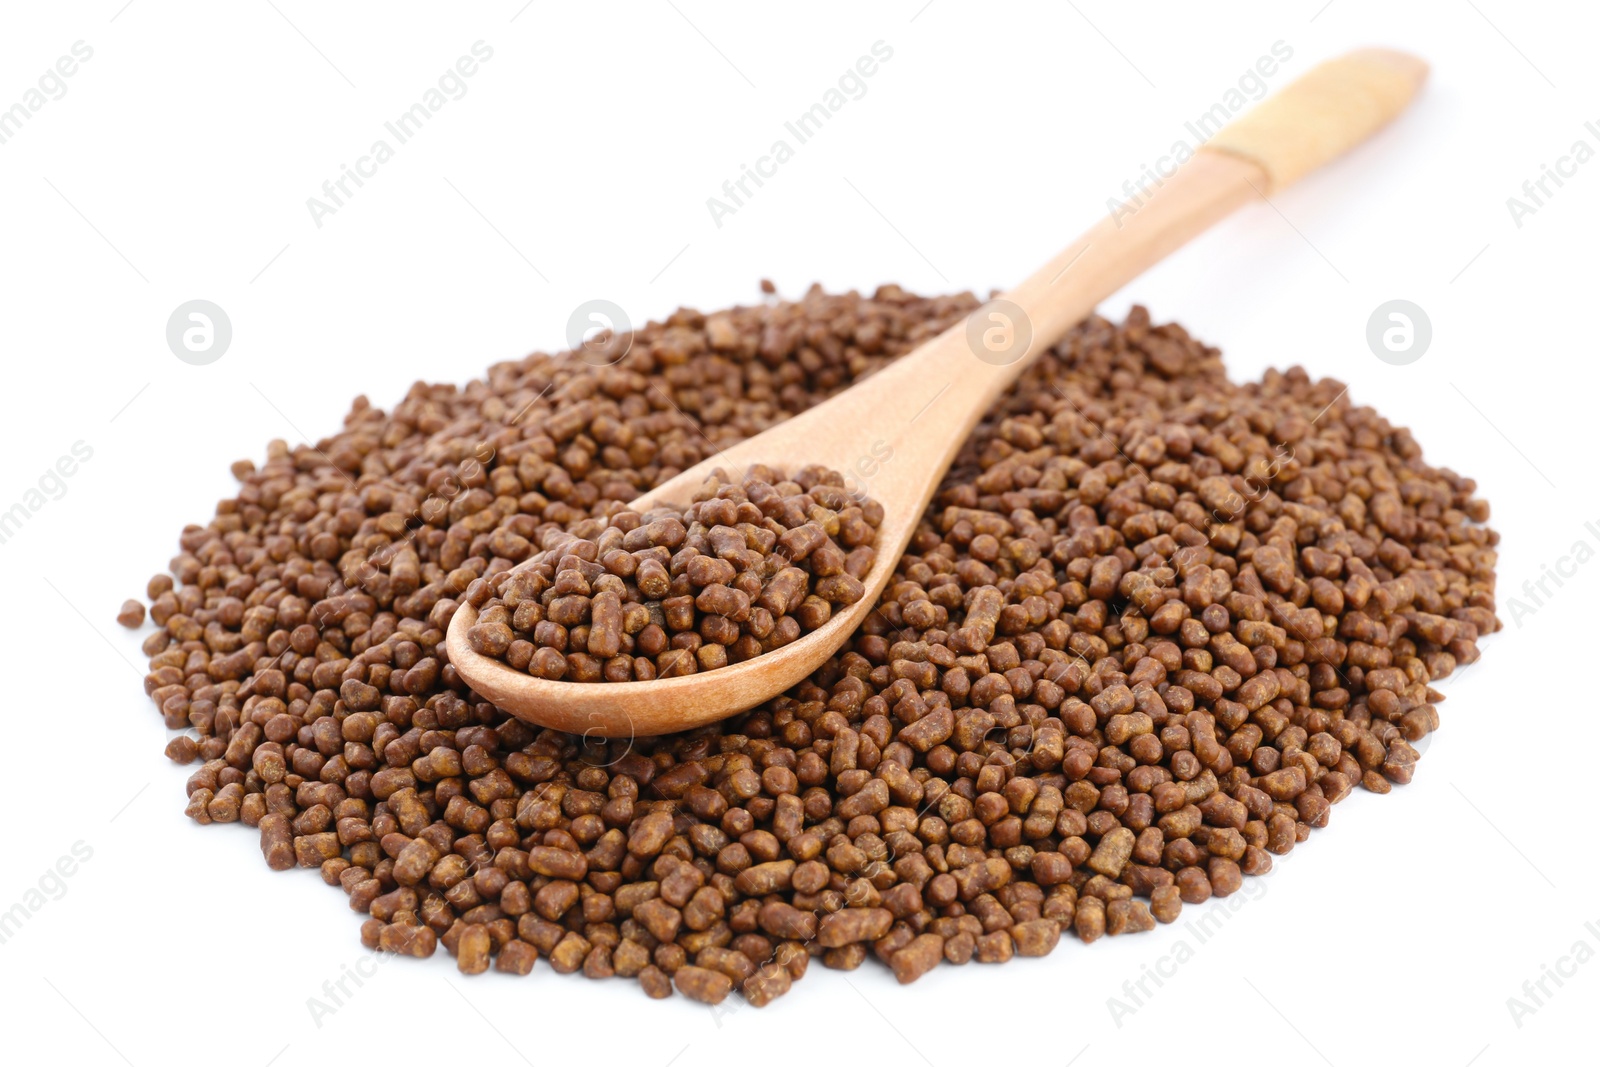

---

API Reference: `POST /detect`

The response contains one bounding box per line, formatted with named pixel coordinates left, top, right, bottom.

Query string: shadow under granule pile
left=132, top=286, right=1499, bottom=1002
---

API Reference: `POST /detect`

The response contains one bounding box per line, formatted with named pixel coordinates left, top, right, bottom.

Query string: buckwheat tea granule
left=132, top=285, right=1498, bottom=1002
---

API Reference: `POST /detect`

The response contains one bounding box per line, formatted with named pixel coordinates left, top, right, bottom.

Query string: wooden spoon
left=448, top=48, right=1428, bottom=738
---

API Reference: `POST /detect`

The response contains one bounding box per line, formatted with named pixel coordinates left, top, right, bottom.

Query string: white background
left=1, top=2, right=1594, bottom=1064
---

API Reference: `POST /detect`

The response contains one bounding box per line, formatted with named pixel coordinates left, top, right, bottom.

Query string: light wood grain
left=1205, top=48, right=1429, bottom=193
left=447, top=49, right=1428, bottom=738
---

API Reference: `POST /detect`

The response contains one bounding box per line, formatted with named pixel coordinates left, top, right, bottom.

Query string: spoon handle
left=448, top=50, right=1429, bottom=738
left=868, top=48, right=1429, bottom=454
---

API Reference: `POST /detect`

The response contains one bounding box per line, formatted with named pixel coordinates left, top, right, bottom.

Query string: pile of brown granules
left=130, top=285, right=1499, bottom=1004
left=464, top=465, right=882, bottom=682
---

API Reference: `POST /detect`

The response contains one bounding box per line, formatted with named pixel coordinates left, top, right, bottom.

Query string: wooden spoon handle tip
left=1204, top=48, right=1429, bottom=194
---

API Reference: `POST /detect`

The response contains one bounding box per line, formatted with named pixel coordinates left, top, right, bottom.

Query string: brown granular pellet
left=817, top=906, right=893, bottom=948
left=164, top=735, right=198, bottom=764
left=495, top=938, right=538, bottom=974
left=638, top=964, right=672, bottom=999
left=1150, top=884, right=1183, bottom=923
left=674, top=964, right=733, bottom=1004
left=742, top=961, right=793, bottom=1006
left=118, top=599, right=145, bottom=628
left=975, top=929, right=1014, bottom=964
left=889, top=933, right=944, bottom=984
left=455, top=923, right=491, bottom=974
left=465, top=466, right=881, bottom=682
left=132, top=285, right=1498, bottom=1004
left=379, top=922, right=437, bottom=958
left=1010, top=918, right=1061, bottom=957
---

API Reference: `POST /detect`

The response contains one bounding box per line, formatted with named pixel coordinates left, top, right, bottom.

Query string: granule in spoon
left=464, top=465, right=882, bottom=682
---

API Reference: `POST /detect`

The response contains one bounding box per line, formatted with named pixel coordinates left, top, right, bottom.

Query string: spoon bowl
left=446, top=441, right=911, bottom=739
